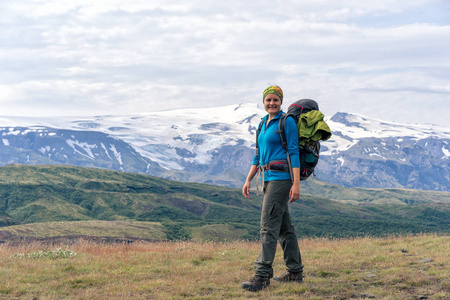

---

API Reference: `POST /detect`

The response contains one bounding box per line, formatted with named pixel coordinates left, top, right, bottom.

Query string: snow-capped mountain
left=0, top=126, right=162, bottom=175
left=1, top=103, right=449, bottom=191
left=321, top=113, right=449, bottom=190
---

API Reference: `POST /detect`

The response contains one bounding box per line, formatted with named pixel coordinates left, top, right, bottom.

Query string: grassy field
left=0, top=234, right=448, bottom=299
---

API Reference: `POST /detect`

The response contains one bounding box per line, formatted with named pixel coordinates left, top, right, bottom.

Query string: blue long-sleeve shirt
left=252, top=111, right=300, bottom=181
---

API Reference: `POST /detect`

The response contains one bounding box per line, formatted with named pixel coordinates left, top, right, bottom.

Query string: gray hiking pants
left=254, top=180, right=303, bottom=278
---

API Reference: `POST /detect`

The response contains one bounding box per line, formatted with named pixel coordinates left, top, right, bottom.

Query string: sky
left=1, top=0, right=449, bottom=126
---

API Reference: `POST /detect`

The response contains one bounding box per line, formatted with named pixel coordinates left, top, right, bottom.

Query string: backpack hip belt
left=263, top=159, right=290, bottom=173
left=255, top=159, right=291, bottom=196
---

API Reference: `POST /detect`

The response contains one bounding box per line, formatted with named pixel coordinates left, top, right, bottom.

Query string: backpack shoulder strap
left=255, top=119, right=264, bottom=158
left=275, top=113, right=289, bottom=150
left=275, top=113, right=294, bottom=182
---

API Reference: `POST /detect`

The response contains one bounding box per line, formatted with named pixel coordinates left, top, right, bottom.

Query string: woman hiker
left=241, top=85, right=303, bottom=292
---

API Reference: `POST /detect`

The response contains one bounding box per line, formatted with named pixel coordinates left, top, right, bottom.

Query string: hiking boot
left=241, top=275, right=270, bottom=292
left=273, top=270, right=303, bottom=283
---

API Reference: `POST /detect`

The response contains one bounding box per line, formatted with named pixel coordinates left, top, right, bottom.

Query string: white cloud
left=0, top=0, right=449, bottom=126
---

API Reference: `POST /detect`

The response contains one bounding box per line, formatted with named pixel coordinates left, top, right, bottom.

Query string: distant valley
left=1, top=165, right=449, bottom=242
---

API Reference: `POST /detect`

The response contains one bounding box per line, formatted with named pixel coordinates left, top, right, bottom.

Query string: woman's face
left=264, top=94, right=282, bottom=116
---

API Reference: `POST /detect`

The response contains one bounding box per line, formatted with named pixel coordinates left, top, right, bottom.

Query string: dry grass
left=1, top=220, right=167, bottom=240
left=0, top=234, right=448, bottom=299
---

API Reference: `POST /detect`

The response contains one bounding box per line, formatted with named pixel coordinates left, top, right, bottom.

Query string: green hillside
left=0, top=164, right=449, bottom=242
left=301, top=178, right=450, bottom=205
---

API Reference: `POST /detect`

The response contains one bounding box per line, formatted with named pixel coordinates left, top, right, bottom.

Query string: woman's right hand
left=242, top=181, right=251, bottom=199
left=243, top=165, right=257, bottom=199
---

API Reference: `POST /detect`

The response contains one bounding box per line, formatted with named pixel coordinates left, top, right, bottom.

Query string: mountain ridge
left=1, top=103, right=449, bottom=191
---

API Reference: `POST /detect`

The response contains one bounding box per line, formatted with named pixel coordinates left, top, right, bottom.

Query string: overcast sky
left=1, top=0, right=449, bottom=126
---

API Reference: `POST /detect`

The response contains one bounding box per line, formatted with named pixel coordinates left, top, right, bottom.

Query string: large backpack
left=280, top=99, right=322, bottom=180
left=256, top=99, right=328, bottom=181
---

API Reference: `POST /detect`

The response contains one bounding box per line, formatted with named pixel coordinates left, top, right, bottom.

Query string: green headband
left=263, top=85, right=283, bottom=102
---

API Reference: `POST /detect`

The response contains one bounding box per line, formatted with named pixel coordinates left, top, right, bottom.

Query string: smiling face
left=264, top=93, right=282, bottom=118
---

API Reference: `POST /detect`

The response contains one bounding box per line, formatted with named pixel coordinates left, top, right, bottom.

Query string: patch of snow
left=369, top=153, right=387, bottom=160
left=66, top=139, right=96, bottom=160
left=39, top=146, right=50, bottom=154
left=101, top=143, right=112, bottom=159
left=7, top=128, right=21, bottom=135
left=442, top=146, right=449, bottom=159
left=109, top=144, right=123, bottom=165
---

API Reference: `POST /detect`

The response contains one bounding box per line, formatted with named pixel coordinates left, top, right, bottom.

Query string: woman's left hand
left=289, top=182, right=300, bottom=203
